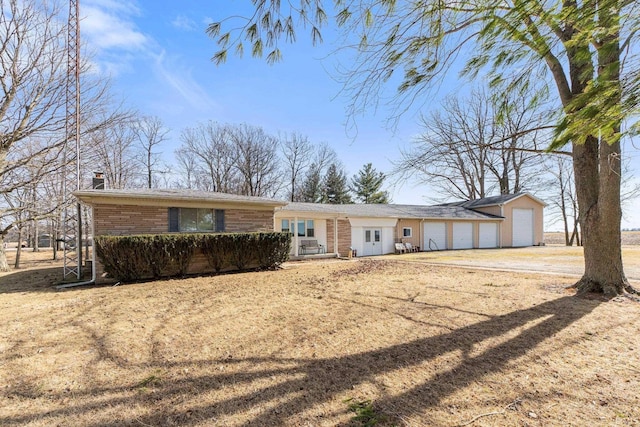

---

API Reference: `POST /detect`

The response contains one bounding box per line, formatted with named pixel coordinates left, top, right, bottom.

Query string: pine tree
left=300, top=163, right=322, bottom=203
left=322, top=163, right=352, bottom=204
left=351, top=163, right=390, bottom=204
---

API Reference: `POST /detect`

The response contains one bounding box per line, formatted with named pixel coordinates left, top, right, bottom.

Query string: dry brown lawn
left=1, top=250, right=639, bottom=426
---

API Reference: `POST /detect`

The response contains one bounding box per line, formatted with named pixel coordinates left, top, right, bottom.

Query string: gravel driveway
left=379, top=245, right=640, bottom=283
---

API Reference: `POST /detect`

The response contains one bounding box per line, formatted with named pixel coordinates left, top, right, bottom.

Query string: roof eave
left=74, top=190, right=287, bottom=209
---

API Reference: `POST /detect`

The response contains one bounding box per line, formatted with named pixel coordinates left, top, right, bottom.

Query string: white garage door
left=512, top=208, right=534, bottom=247
left=424, top=222, right=446, bottom=251
left=478, top=223, right=498, bottom=248
left=452, top=222, right=474, bottom=249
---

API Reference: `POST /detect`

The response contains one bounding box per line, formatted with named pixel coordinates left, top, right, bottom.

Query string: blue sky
left=80, top=0, right=640, bottom=229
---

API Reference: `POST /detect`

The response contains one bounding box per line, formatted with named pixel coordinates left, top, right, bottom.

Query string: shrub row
left=94, top=232, right=291, bottom=282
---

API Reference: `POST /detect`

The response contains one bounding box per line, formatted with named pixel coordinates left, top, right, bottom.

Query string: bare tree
left=545, top=156, right=581, bottom=246
left=280, top=133, right=313, bottom=201
left=0, top=138, right=62, bottom=268
left=176, top=122, right=285, bottom=197
left=173, top=147, right=198, bottom=189
left=230, top=124, right=283, bottom=197
left=178, top=122, right=240, bottom=193
left=0, top=0, right=131, bottom=270
left=133, top=116, right=170, bottom=188
left=88, top=122, right=138, bottom=190
left=396, top=90, right=546, bottom=201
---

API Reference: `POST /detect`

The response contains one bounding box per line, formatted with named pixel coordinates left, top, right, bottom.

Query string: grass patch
left=1, top=251, right=639, bottom=426
left=345, top=398, right=391, bottom=426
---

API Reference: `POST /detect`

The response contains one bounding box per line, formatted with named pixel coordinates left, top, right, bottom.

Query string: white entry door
left=512, top=208, right=534, bottom=246
left=363, top=228, right=383, bottom=256
left=424, top=222, right=447, bottom=251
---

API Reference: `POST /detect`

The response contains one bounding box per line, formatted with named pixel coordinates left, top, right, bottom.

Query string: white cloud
left=82, top=3, right=148, bottom=52
left=79, top=1, right=217, bottom=114
left=152, top=50, right=217, bottom=112
left=172, top=15, right=197, bottom=31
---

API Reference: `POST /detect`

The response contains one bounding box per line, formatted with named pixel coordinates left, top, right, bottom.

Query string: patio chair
left=394, top=243, right=407, bottom=254
left=404, top=242, right=417, bottom=252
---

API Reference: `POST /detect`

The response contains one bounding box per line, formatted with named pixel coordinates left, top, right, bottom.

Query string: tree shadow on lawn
left=1, top=295, right=599, bottom=426
left=0, top=267, right=64, bottom=294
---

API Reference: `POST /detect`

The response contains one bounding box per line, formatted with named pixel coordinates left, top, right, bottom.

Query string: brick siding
left=225, top=209, right=274, bottom=233
left=93, top=204, right=168, bottom=236
left=337, top=219, right=351, bottom=256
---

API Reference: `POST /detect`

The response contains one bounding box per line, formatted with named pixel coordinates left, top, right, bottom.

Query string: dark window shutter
left=168, top=208, right=180, bottom=232
left=215, top=209, right=225, bottom=232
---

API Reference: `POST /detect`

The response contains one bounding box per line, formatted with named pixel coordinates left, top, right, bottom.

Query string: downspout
left=334, top=216, right=338, bottom=256
left=499, top=204, right=504, bottom=248
left=294, top=216, right=299, bottom=257
left=57, top=203, right=96, bottom=289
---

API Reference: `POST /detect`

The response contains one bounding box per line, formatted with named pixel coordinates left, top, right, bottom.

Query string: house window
left=169, top=208, right=224, bottom=232
left=283, top=219, right=315, bottom=237
left=403, top=227, right=412, bottom=238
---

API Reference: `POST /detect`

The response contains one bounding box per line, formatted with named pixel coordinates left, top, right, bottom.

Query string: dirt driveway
left=379, top=245, right=640, bottom=282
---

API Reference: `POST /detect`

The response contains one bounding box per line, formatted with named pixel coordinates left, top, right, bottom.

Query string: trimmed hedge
left=95, top=232, right=291, bottom=283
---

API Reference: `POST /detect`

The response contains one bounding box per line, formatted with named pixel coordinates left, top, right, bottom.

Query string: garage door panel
left=424, top=222, right=446, bottom=251
left=452, top=222, right=473, bottom=249
left=512, top=208, right=534, bottom=247
left=479, top=223, right=498, bottom=248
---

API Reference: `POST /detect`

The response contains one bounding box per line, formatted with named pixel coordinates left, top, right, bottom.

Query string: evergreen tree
left=300, top=163, right=322, bottom=203
left=322, top=163, right=352, bottom=204
left=351, top=163, right=390, bottom=204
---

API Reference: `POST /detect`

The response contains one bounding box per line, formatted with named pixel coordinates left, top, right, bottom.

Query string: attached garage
left=478, top=222, right=499, bottom=248
left=274, top=192, right=544, bottom=258
left=512, top=208, right=534, bottom=247
left=423, top=222, right=447, bottom=251
left=452, top=222, right=474, bottom=249
left=460, top=193, right=545, bottom=247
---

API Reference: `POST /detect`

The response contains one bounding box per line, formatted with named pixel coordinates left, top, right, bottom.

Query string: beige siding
left=396, top=219, right=421, bottom=249
left=474, top=206, right=502, bottom=217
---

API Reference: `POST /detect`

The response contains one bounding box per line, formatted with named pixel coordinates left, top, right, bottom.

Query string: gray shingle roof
left=458, top=193, right=524, bottom=208
left=280, top=202, right=503, bottom=220
left=75, top=188, right=287, bottom=207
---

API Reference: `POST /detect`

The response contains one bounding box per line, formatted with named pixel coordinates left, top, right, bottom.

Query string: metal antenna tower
left=63, top=0, right=82, bottom=280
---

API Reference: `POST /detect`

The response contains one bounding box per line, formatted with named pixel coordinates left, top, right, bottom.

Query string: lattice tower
left=62, top=0, right=82, bottom=280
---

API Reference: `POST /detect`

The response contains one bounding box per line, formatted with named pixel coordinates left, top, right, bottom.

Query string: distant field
left=544, top=230, right=640, bottom=245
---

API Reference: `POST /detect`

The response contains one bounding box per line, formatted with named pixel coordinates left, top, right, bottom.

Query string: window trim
left=403, top=227, right=412, bottom=238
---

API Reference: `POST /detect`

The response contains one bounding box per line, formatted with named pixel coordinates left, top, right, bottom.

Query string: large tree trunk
left=566, top=3, right=636, bottom=297
left=572, top=138, right=633, bottom=296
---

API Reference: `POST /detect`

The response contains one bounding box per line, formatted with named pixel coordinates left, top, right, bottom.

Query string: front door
left=363, top=228, right=383, bottom=256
